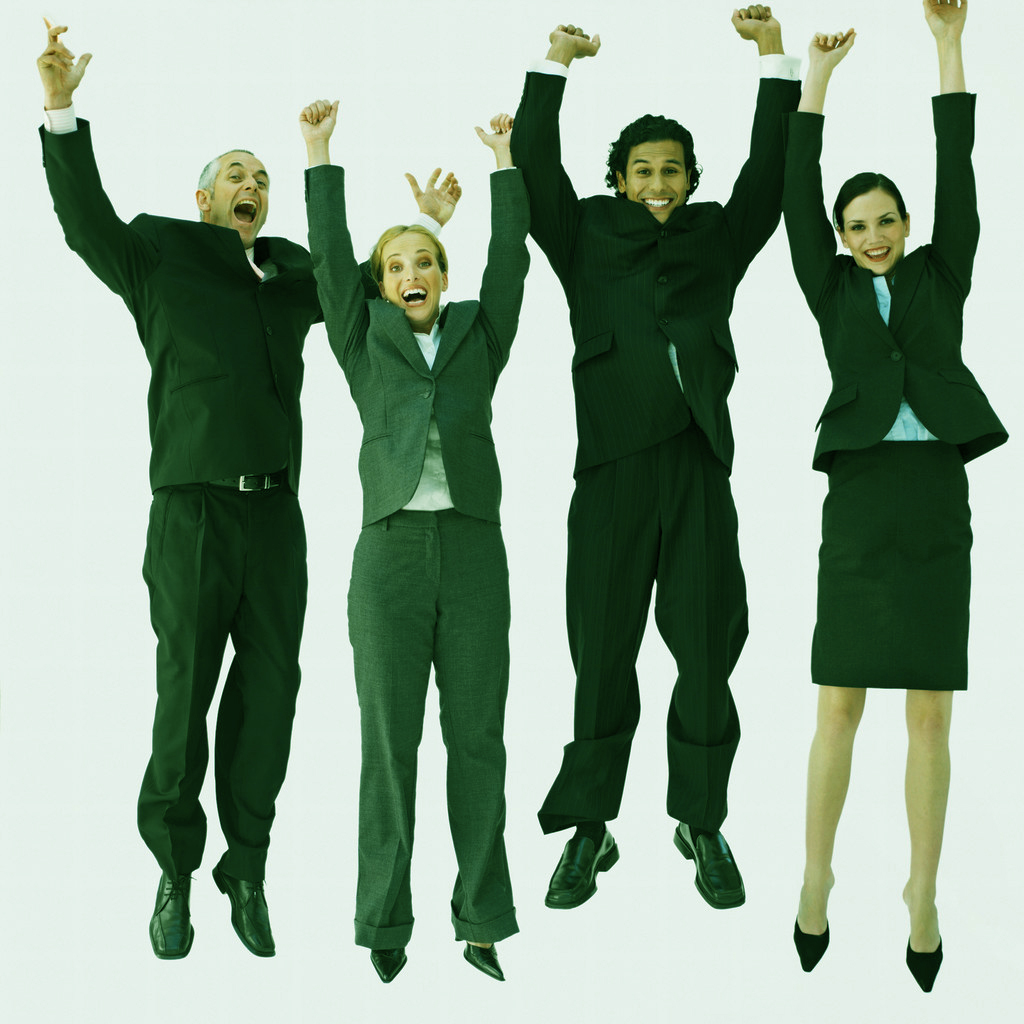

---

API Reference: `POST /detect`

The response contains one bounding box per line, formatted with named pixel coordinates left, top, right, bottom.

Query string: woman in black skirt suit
left=781, top=0, right=1006, bottom=992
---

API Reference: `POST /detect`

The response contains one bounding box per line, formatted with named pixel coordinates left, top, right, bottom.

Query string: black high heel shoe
left=793, top=918, right=830, bottom=972
left=906, top=939, right=942, bottom=992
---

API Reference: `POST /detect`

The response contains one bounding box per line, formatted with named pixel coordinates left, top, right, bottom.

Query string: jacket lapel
left=429, top=302, right=475, bottom=377
left=848, top=266, right=901, bottom=354
left=372, top=302, right=432, bottom=375
left=886, top=250, right=925, bottom=337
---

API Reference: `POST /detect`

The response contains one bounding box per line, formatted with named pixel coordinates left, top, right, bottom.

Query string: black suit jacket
left=782, top=94, right=1007, bottom=472
left=305, top=165, right=530, bottom=526
left=41, top=121, right=322, bottom=494
left=511, top=72, right=800, bottom=474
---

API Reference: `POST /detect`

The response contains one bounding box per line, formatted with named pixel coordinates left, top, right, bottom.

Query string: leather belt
left=208, top=470, right=286, bottom=492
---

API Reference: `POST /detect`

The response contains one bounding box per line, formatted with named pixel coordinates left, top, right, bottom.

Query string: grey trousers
left=348, top=509, right=518, bottom=947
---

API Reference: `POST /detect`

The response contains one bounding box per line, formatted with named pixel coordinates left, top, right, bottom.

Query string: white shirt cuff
left=410, top=212, right=443, bottom=235
left=44, top=104, right=78, bottom=133
left=759, top=54, right=801, bottom=81
left=528, top=58, right=569, bottom=78
left=491, top=167, right=516, bottom=174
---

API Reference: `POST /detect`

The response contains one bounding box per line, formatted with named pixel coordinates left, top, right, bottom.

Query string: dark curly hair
left=605, top=114, right=701, bottom=198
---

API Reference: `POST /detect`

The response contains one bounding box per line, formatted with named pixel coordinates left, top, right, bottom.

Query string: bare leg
left=903, top=689, right=952, bottom=954
left=797, top=685, right=867, bottom=934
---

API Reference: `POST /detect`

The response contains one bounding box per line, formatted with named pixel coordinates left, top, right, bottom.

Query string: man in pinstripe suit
left=510, top=9, right=800, bottom=910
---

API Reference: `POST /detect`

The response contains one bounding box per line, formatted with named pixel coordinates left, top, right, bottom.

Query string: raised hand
left=924, top=0, right=967, bottom=42
left=406, top=169, right=463, bottom=227
left=475, top=114, right=514, bottom=170
left=299, top=99, right=339, bottom=144
left=38, top=19, right=92, bottom=110
left=546, top=24, right=601, bottom=67
left=732, top=6, right=784, bottom=54
left=807, top=29, right=856, bottom=72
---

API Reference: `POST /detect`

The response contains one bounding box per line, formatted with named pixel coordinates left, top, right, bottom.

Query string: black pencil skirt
left=811, top=441, right=971, bottom=691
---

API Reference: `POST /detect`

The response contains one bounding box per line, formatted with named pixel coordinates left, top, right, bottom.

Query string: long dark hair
left=833, top=172, right=907, bottom=230
left=605, top=114, right=702, bottom=198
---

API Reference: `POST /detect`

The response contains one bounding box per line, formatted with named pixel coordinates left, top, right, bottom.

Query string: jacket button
left=422, top=390, right=431, bottom=399
left=890, top=350, right=902, bottom=361
left=266, top=326, right=274, bottom=335
left=657, top=276, right=668, bottom=284
left=659, top=318, right=669, bottom=326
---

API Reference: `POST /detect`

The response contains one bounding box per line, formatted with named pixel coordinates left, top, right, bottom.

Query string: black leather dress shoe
left=793, top=918, right=830, bottom=972
left=464, top=943, right=504, bottom=982
left=545, top=829, right=619, bottom=909
left=673, top=823, right=745, bottom=909
left=370, top=947, right=408, bottom=983
left=212, top=865, right=275, bottom=957
left=906, top=939, right=942, bottom=992
left=149, top=872, right=194, bottom=960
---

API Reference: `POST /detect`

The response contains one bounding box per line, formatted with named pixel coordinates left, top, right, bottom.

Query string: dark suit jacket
left=41, top=121, right=322, bottom=494
left=782, top=94, right=1007, bottom=472
left=305, top=165, right=530, bottom=526
left=511, top=72, right=800, bottom=474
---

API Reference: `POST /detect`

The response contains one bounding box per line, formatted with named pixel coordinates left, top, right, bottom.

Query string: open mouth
left=234, top=199, right=258, bottom=224
left=402, top=288, right=428, bottom=306
left=865, top=247, right=890, bottom=262
left=643, top=198, right=672, bottom=209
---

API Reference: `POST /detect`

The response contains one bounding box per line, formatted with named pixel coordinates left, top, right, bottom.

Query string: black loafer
left=212, top=865, right=275, bottom=957
left=545, top=829, right=619, bottom=909
left=149, top=871, right=194, bottom=960
left=464, top=943, right=504, bottom=982
left=673, top=823, right=745, bottom=909
left=370, top=947, right=408, bottom=983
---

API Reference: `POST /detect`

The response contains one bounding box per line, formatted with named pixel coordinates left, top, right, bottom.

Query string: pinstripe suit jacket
left=511, top=72, right=800, bottom=474
left=305, top=165, right=530, bottom=526
left=782, top=95, right=1007, bottom=472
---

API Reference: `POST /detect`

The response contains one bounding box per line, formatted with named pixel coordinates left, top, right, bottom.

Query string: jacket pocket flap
left=816, top=382, right=857, bottom=426
left=938, top=367, right=982, bottom=390
left=572, top=330, right=613, bottom=370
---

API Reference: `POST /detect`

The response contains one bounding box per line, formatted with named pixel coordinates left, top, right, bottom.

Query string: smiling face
left=838, top=188, right=910, bottom=276
left=195, top=151, right=269, bottom=248
left=377, top=231, right=448, bottom=333
left=615, top=140, right=691, bottom=223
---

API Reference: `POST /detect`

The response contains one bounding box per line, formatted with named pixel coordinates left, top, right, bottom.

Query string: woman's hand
left=475, top=114, right=514, bottom=170
left=405, top=169, right=462, bottom=227
left=798, top=29, right=855, bottom=114
left=807, top=29, right=856, bottom=72
left=300, top=99, right=338, bottom=167
left=924, top=0, right=967, bottom=43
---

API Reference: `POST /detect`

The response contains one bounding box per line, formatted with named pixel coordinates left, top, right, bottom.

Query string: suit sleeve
left=722, top=77, right=802, bottom=280
left=41, top=120, right=159, bottom=298
left=782, top=111, right=839, bottom=315
left=510, top=72, right=580, bottom=282
left=305, top=164, right=370, bottom=374
left=930, top=92, right=979, bottom=302
left=477, top=169, right=531, bottom=382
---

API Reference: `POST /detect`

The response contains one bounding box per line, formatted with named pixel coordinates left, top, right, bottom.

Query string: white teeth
left=645, top=199, right=671, bottom=207
left=402, top=289, right=427, bottom=302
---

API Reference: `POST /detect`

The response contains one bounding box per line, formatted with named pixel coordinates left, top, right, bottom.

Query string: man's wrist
left=756, top=32, right=785, bottom=57
left=43, top=92, right=73, bottom=111
left=544, top=40, right=575, bottom=67
left=305, top=139, right=331, bottom=167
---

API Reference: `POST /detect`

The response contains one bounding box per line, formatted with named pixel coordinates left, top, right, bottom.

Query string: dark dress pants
left=348, top=509, right=518, bottom=948
left=138, top=483, right=307, bottom=882
left=538, top=427, right=748, bottom=834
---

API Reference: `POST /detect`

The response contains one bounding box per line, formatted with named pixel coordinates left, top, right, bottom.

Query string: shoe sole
left=213, top=867, right=276, bottom=957
left=544, top=842, right=620, bottom=910
left=673, top=830, right=745, bottom=909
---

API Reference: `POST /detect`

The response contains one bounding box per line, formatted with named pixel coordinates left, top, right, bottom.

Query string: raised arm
left=782, top=31, right=855, bottom=313
left=509, top=25, right=597, bottom=282
left=474, top=116, right=530, bottom=381
left=720, top=8, right=803, bottom=277
left=38, top=21, right=158, bottom=298
left=925, top=0, right=976, bottom=296
left=302, top=99, right=370, bottom=374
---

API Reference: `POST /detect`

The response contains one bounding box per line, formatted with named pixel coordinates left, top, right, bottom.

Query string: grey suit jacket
left=305, top=165, right=530, bottom=526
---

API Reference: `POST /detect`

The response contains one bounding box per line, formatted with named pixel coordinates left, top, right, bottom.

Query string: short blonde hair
left=369, top=226, right=449, bottom=284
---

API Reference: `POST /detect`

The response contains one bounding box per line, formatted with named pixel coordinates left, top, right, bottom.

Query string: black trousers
left=138, top=483, right=307, bottom=882
left=539, top=427, right=748, bottom=834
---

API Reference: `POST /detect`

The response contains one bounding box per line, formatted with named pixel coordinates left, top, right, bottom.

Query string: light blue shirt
left=874, top=276, right=938, bottom=442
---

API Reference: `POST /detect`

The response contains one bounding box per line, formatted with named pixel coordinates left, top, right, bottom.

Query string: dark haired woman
left=299, top=100, right=529, bottom=983
left=782, top=0, right=1006, bottom=992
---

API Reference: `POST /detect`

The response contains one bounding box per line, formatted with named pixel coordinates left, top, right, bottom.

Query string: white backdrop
left=1, top=1, right=1020, bottom=1021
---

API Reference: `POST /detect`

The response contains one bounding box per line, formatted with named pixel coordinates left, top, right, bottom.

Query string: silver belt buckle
left=239, top=474, right=256, bottom=492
